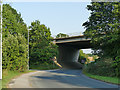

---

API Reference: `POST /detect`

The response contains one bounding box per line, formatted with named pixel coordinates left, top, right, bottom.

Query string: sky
left=3, top=1, right=93, bottom=54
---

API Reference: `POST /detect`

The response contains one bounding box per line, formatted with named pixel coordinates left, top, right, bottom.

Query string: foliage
left=2, top=33, right=28, bottom=71
left=82, top=2, right=120, bottom=76
left=29, top=62, right=59, bottom=70
left=29, top=20, right=58, bottom=66
left=83, top=71, right=119, bottom=84
left=83, top=57, right=116, bottom=77
left=2, top=4, right=28, bottom=71
left=2, top=69, right=34, bottom=88
left=56, top=33, right=69, bottom=38
left=78, top=50, right=89, bottom=64
left=87, top=54, right=98, bottom=60
left=3, top=4, right=28, bottom=38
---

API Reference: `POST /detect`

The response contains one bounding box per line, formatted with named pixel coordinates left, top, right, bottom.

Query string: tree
left=56, top=33, right=69, bottom=38
left=29, top=20, right=58, bottom=65
left=83, top=2, right=120, bottom=76
left=3, top=4, right=28, bottom=38
left=83, top=2, right=120, bottom=57
left=78, top=50, right=89, bottom=64
left=2, top=4, right=28, bottom=71
left=2, top=33, right=28, bottom=71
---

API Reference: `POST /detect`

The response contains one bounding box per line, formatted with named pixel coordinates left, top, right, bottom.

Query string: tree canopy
left=29, top=20, right=58, bottom=65
left=83, top=2, right=120, bottom=58
left=2, top=4, right=58, bottom=71
left=83, top=2, right=120, bottom=76
left=3, top=4, right=27, bottom=38
left=2, top=4, right=28, bottom=71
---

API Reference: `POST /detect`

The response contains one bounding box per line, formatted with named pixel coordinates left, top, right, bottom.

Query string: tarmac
left=7, top=69, right=119, bottom=89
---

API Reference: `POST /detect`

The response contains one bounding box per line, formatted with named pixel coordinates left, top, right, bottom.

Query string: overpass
left=53, top=35, right=92, bottom=69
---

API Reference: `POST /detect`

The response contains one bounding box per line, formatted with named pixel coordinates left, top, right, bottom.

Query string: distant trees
left=83, top=2, right=120, bottom=76
left=2, top=4, right=28, bottom=71
left=78, top=50, right=98, bottom=64
left=78, top=50, right=89, bottom=64
left=56, top=33, right=69, bottom=38
left=29, top=20, right=58, bottom=66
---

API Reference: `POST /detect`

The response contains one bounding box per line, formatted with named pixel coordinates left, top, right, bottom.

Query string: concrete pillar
left=57, top=44, right=82, bottom=69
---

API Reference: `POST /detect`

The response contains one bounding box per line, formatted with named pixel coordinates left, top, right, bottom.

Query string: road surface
left=9, top=69, right=119, bottom=89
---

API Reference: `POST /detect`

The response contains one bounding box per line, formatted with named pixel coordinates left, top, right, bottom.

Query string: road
left=9, top=69, right=119, bottom=89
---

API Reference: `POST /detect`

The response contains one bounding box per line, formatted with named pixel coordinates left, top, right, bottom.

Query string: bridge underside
left=56, top=40, right=92, bottom=69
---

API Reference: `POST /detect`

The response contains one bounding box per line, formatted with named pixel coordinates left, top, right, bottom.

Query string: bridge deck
left=53, top=35, right=92, bottom=49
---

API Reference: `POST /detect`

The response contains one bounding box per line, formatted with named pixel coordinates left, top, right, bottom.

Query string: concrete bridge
left=53, top=35, right=92, bottom=69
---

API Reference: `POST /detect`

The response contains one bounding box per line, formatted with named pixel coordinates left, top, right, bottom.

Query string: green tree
left=56, top=33, right=69, bottom=38
left=2, top=33, right=28, bottom=71
left=3, top=4, right=28, bottom=38
left=78, top=50, right=89, bottom=64
left=83, top=2, right=120, bottom=57
left=83, top=2, right=120, bottom=76
left=2, top=4, right=28, bottom=71
left=29, top=20, right=58, bottom=66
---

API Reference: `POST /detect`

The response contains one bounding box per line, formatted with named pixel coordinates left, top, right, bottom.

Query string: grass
left=2, top=63, right=60, bottom=88
left=83, top=71, right=120, bottom=85
left=30, top=63, right=60, bottom=70
left=2, top=69, right=35, bottom=88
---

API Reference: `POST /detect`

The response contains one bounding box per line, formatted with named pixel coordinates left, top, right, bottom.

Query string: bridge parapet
left=53, top=35, right=91, bottom=44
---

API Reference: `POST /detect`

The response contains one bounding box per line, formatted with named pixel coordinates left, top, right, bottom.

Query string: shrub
left=2, top=33, right=28, bottom=72
left=83, top=57, right=116, bottom=77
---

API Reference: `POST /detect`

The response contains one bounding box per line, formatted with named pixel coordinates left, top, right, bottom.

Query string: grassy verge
left=30, top=63, right=60, bottom=70
left=83, top=71, right=120, bottom=85
left=2, top=69, right=35, bottom=88
left=2, top=63, right=60, bottom=88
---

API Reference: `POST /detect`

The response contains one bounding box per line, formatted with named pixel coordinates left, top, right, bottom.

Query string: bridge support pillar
left=57, top=44, right=82, bottom=69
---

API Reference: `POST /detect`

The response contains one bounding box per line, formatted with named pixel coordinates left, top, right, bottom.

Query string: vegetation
left=56, top=33, right=69, bottom=38
left=2, top=69, right=34, bottom=88
left=2, top=4, right=28, bottom=71
left=30, top=62, right=59, bottom=70
left=2, top=4, right=30, bottom=88
left=3, top=33, right=28, bottom=71
left=2, top=4, right=59, bottom=88
left=82, top=2, right=120, bottom=77
left=83, top=57, right=116, bottom=77
left=2, top=2, right=120, bottom=88
left=2, top=4, right=59, bottom=71
left=78, top=50, right=89, bottom=64
left=83, top=71, right=119, bottom=85
left=29, top=20, right=58, bottom=68
left=78, top=50, right=98, bottom=64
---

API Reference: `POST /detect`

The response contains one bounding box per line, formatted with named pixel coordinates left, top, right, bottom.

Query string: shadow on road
left=31, top=69, right=118, bottom=89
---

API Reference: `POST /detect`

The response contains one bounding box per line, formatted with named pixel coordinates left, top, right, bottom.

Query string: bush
left=83, top=57, right=116, bottom=77
left=29, top=62, right=59, bottom=70
left=2, top=33, right=28, bottom=72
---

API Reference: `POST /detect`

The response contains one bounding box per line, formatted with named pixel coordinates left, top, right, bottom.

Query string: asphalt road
left=29, top=69, right=118, bottom=89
